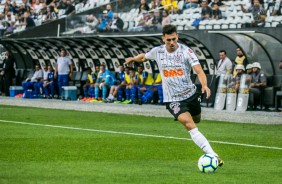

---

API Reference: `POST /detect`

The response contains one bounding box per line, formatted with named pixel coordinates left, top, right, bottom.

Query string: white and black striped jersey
left=145, top=43, right=200, bottom=102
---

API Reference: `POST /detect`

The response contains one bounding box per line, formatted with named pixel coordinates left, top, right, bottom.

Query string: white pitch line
left=0, top=119, right=282, bottom=150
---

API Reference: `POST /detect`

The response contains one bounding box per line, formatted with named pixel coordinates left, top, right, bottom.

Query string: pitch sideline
left=0, top=119, right=281, bottom=150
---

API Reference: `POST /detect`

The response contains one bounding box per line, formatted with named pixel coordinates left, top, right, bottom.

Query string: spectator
left=279, top=60, right=282, bottom=69
left=3, top=21, right=15, bottom=35
left=92, top=65, right=116, bottom=102
left=43, top=65, right=57, bottom=99
left=138, top=0, right=150, bottom=14
left=82, top=14, right=99, bottom=33
left=22, top=64, right=43, bottom=96
left=1, top=50, right=15, bottom=96
left=271, top=0, right=281, bottom=16
left=108, top=13, right=124, bottom=32
left=32, top=0, right=43, bottom=14
left=184, top=0, right=199, bottom=9
left=97, top=9, right=113, bottom=32
left=155, top=0, right=164, bottom=10
left=211, top=3, right=222, bottom=20
left=209, top=0, right=224, bottom=7
left=233, top=47, right=248, bottom=76
left=249, top=62, right=267, bottom=110
left=162, top=9, right=171, bottom=27
left=23, top=11, right=36, bottom=30
left=42, top=6, right=57, bottom=22
left=201, top=0, right=213, bottom=20
left=216, top=50, right=233, bottom=78
left=63, top=0, right=76, bottom=16
left=161, top=0, right=178, bottom=13
left=54, top=48, right=73, bottom=98
left=241, top=0, right=266, bottom=27
left=128, top=11, right=154, bottom=32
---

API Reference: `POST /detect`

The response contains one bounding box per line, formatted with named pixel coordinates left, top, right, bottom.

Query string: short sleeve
left=145, top=47, right=158, bottom=61
left=186, top=48, right=200, bottom=67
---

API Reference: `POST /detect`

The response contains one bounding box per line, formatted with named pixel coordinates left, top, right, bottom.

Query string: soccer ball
left=198, top=154, right=219, bottom=173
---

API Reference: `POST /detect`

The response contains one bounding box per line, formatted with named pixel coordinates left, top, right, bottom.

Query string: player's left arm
left=193, top=64, right=210, bottom=99
left=124, top=53, right=147, bottom=65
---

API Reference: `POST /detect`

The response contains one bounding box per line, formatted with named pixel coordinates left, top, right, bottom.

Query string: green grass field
left=0, top=105, right=281, bottom=184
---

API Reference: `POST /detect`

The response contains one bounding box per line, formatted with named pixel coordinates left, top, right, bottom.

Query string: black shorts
left=166, top=92, right=201, bottom=119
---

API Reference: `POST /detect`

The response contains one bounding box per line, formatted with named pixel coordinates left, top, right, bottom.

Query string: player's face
left=125, top=68, right=129, bottom=74
left=137, top=67, right=143, bottom=74
left=119, top=66, right=124, bottom=72
left=47, top=66, right=52, bottom=71
left=162, top=32, right=178, bottom=53
left=100, top=66, right=105, bottom=72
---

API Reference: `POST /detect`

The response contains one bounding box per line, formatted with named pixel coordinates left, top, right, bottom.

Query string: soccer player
left=92, top=65, right=116, bottom=101
left=124, top=24, right=224, bottom=166
left=81, top=66, right=99, bottom=101
left=43, top=65, right=56, bottom=98
left=105, top=65, right=127, bottom=103
left=135, top=65, right=154, bottom=105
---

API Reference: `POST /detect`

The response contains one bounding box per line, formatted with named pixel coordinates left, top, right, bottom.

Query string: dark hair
left=219, top=50, right=226, bottom=55
left=60, top=48, right=66, bottom=52
left=162, top=24, right=177, bottom=36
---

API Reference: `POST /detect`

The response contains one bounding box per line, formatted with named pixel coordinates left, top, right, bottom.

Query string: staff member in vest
left=54, top=48, right=73, bottom=97
left=249, top=62, right=267, bottom=110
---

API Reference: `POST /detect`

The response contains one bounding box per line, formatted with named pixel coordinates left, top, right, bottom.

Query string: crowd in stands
left=1, top=0, right=282, bottom=36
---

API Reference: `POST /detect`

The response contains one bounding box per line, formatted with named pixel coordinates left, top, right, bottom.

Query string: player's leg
left=157, top=85, right=163, bottom=103
left=101, top=83, right=108, bottom=100
left=94, top=83, right=100, bottom=100
left=83, top=83, right=89, bottom=99
left=177, top=112, right=218, bottom=157
left=117, top=86, right=124, bottom=101
left=43, top=83, right=49, bottom=97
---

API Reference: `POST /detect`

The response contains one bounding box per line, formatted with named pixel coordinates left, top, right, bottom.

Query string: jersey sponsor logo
left=163, top=68, right=183, bottom=77
left=169, top=102, right=181, bottom=115
left=188, top=49, right=193, bottom=53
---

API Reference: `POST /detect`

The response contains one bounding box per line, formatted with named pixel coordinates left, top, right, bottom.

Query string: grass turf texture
left=0, top=105, right=281, bottom=184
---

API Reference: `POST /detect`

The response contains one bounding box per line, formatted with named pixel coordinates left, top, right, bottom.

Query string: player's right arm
left=124, top=53, right=147, bottom=65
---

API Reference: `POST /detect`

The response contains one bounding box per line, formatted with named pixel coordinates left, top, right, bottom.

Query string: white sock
left=189, top=128, right=218, bottom=157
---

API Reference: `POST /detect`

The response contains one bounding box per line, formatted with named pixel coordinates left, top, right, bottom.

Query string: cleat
left=90, top=99, right=99, bottom=102
left=217, top=157, right=224, bottom=167
left=114, top=101, right=122, bottom=104
left=121, top=100, right=131, bottom=104
left=138, top=99, right=142, bottom=105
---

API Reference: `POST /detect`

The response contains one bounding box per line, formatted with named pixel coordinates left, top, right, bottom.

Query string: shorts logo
left=169, top=102, right=180, bottom=114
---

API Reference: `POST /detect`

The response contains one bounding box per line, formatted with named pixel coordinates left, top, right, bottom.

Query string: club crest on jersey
left=169, top=102, right=180, bottom=114
left=188, top=49, right=194, bottom=53
left=174, top=54, right=182, bottom=63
